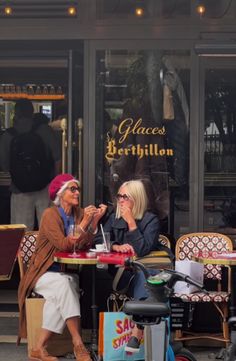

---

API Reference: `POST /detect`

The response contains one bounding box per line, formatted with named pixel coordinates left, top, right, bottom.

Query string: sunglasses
left=67, top=186, right=80, bottom=193
left=116, top=193, right=130, bottom=201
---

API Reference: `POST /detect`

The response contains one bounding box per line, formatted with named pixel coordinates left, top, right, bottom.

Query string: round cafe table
left=54, top=250, right=129, bottom=357
left=54, top=251, right=100, bottom=355
left=192, top=251, right=236, bottom=316
left=54, top=251, right=99, bottom=265
left=54, top=250, right=171, bottom=358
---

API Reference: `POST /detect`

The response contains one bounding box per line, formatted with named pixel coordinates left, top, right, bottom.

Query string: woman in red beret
left=18, top=173, right=107, bottom=361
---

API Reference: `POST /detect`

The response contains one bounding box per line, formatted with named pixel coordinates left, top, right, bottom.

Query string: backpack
left=8, top=126, right=54, bottom=192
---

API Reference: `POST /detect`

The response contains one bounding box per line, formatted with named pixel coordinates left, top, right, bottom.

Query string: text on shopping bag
left=99, top=312, right=145, bottom=361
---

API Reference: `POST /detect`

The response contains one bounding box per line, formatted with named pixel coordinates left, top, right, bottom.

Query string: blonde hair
left=116, top=180, right=148, bottom=220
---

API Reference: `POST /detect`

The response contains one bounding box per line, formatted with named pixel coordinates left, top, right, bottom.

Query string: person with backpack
left=0, top=99, right=60, bottom=230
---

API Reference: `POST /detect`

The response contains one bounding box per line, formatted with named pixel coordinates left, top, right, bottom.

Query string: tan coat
left=18, top=206, right=93, bottom=338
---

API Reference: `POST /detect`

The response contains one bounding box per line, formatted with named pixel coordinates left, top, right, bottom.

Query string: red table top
left=192, top=251, right=236, bottom=265
left=54, top=251, right=132, bottom=265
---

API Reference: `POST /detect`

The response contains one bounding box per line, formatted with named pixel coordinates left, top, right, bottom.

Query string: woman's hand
left=92, top=204, right=107, bottom=227
left=81, top=205, right=98, bottom=229
left=112, top=243, right=135, bottom=254
left=120, top=205, right=137, bottom=231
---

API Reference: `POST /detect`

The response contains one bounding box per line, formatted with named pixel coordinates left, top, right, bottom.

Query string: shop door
left=0, top=48, right=83, bottom=224
left=200, top=57, right=236, bottom=233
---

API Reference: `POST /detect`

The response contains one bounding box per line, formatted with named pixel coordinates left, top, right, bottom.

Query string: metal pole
left=90, top=266, right=98, bottom=352
left=67, top=50, right=73, bottom=173
left=61, top=118, right=67, bottom=173
left=77, top=117, right=83, bottom=187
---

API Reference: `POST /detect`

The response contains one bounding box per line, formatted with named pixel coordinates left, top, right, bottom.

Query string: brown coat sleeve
left=39, top=207, right=94, bottom=251
left=38, top=207, right=72, bottom=251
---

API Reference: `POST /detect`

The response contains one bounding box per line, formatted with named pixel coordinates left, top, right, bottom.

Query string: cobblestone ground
left=0, top=343, right=75, bottom=361
left=0, top=343, right=221, bottom=361
left=0, top=310, right=221, bottom=361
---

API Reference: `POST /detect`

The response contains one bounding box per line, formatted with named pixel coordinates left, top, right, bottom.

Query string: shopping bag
left=98, top=312, right=145, bottom=361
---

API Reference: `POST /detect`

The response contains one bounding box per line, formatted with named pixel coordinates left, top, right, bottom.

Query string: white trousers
left=34, top=272, right=81, bottom=334
left=11, top=187, right=50, bottom=230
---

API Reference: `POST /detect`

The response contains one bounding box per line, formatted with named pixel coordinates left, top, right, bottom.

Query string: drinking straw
left=100, top=224, right=108, bottom=251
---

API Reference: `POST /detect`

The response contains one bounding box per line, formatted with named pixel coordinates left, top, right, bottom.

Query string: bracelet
left=88, top=225, right=98, bottom=235
left=78, top=225, right=86, bottom=234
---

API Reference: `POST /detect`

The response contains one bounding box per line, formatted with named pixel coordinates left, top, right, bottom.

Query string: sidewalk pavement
left=0, top=343, right=75, bottom=361
left=0, top=290, right=221, bottom=361
left=0, top=342, right=221, bottom=361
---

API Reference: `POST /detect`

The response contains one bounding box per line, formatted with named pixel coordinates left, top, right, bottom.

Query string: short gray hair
left=53, top=179, right=80, bottom=206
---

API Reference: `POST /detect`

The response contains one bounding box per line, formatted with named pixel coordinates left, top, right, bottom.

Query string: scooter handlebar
left=163, top=268, right=204, bottom=289
left=98, top=254, right=130, bottom=265
left=97, top=255, right=149, bottom=278
left=98, top=255, right=205, bottom=291
left=124, top=259, right=205, bottom=291
left=185, top=275, right=204, bottom=289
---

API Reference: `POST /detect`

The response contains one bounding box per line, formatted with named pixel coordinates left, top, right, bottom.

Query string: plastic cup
left=96, top=244, right=105, bottom=252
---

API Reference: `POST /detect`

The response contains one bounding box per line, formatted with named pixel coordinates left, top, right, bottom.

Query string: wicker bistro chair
left=134, top=234, right=173, bottom=268
left=173, top=232, right=233, bottom=346
left=17, top=231, right=39, bottom=345
left=159, top=234, right=171, bottom=249
left=18, top=230, right=39, bottom=279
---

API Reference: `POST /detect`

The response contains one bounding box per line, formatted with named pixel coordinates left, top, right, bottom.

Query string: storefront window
left=95, top=49, right=190, bottom=236
left=204, top=60, right=236, bottom=231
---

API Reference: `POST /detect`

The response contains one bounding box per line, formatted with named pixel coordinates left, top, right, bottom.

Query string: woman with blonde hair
left=97, top=179, right=160, bottom=258
left=95, top=179, right=164, bottom=353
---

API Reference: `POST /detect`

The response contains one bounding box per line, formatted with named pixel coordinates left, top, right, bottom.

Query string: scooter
left=122, top=259, right=204, bottom=361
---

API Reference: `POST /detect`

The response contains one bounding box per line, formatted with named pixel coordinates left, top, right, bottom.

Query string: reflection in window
left=205, top=69, right=236, bottom=173
left=204, top=66, right=236, bottom=231
left=96, top=50, right=190, bottom=236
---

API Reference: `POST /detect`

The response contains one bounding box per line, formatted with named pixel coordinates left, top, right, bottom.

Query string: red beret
left=48, top=173, right=78, bottom=201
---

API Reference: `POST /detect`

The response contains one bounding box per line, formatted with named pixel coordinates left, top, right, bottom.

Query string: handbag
left=107, top=290, right=131, bottom=312
left=98, top=311, right=145, bottom=361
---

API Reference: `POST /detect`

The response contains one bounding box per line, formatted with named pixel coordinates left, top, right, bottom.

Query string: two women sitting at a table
left=18, top=173, right=107, bottom=361
left=95, top=179, right=164, bottom=353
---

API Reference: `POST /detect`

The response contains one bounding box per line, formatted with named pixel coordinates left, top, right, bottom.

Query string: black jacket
left=95, top=211, right=160, bottom=257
